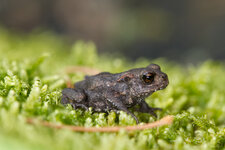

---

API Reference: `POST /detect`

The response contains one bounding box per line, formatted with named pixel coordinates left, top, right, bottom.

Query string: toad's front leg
left=137, top=100, right=162, bottom=117
left=106, top=96, right=139, bottom=124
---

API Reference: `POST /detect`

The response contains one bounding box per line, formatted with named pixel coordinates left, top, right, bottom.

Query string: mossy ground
left=0, top=28, right=225, bottom=150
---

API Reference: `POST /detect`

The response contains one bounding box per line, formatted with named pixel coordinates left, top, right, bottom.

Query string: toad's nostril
left=161, top=73, right=168, bottom=80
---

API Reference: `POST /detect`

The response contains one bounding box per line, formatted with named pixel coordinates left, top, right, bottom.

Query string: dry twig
left=27, top=115, right=173, bottom=133
left=65, top=66, right=101, bottom=75
left=64, top=66, right=101, bottom=88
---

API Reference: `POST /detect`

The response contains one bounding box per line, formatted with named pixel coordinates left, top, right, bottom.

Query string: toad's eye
left=142, top=73, right=154, bottom=84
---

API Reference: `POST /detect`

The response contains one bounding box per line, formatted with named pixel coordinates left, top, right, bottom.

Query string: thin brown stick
left=27, top=115, right=173, bottom=133
left=66, top=80, right=74, bottom=88
left=65, top=66, right=101, bottom=75
left=64, top=66, right=101, bottom=88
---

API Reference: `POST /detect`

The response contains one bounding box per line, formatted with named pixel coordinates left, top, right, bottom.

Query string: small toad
left=61, top=64, right=169, bottom=123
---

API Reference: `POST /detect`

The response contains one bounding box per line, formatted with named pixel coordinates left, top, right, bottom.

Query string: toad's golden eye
left=142, top=73, right=154, bottom=84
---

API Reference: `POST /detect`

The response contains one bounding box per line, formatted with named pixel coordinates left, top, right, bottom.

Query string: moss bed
left=0, top=28, right=225, bottom=150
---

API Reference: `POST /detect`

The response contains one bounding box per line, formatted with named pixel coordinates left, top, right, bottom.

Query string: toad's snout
left=162, top=73, right=168, bottom=82
left=159, top=73, right=169, bottom=89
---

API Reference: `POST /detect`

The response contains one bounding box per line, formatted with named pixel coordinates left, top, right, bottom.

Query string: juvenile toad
left=61, top=64, right=169, bottom=123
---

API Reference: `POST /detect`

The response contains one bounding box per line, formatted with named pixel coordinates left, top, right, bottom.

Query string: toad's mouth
left=133, top=81, right=169, bottom=98
left=157, top=79, right=169, bottom=91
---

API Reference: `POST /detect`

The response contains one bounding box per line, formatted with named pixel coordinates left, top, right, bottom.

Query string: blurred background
left=0, top=0, right=225, bottom=63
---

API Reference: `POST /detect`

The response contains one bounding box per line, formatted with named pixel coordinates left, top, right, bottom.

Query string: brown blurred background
left=0, top=0, right=225, bottom=63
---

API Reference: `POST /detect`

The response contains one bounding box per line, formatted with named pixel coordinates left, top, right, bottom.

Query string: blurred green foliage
left=0, top=28, right=225, bottom=150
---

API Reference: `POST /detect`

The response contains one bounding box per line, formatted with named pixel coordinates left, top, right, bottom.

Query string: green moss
left=0, top=28, right=225, bottom=150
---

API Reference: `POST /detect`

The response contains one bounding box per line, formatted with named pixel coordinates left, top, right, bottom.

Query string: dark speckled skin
left=61, top=64, right=169, bottom=124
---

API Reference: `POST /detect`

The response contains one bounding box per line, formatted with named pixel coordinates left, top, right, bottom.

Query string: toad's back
left=74, top=72, right=120, bottom=91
